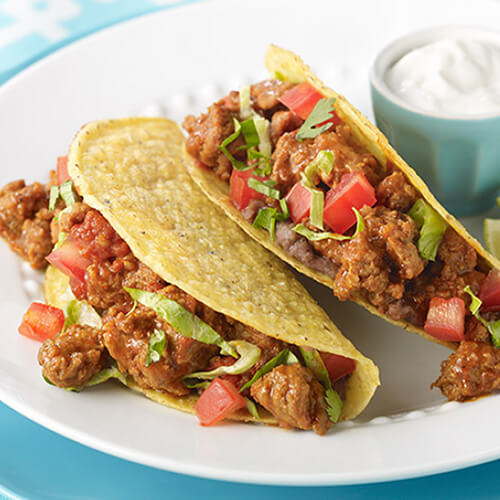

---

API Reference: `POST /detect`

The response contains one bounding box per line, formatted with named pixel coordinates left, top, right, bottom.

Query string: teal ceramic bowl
left=369, top=26, right=500, bottom=216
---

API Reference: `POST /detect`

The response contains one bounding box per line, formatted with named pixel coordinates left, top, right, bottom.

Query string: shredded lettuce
left=125, top=288, right=238, bottom=358
left=302, top=150, right=335, bottom=188
left=248, top=148, right=271, bottom=176
left=49, top=186, right=59, bottom=211
left=245, top=398, right=260, bottom=419
left=218, top=119, right=252, bottom=172
left=145, top=329, right=166, bottom=367
left=274, top=71, right=286, bottom=81
left=304, top=185, right=324, bottom=230
left=296, top=98, right=336, bottom=141
left=63, top=298, right=102, bottom=332
left=239, top=348, right=298, bottom=392
left=299, top=348, right=343, bottom=423
left=464, top=286, right=500, bottom=348
left=247, top=178, right=280, bottom=200
left=184, top=340, right=261, bottom=383
left=48, top=180, right=76, bottom=211
left=253, top=201, right=289, bottom=241
left=408, top=199, right=447, bottom=261
left=253, top=115, right=272, bottom=158
left=239, top=85, right=252, bottom=119
left=240, top=118, right=259, bottom=149
left=64, top=364, right=127, bottom=393
left=292, top=207, right=364, bottom=241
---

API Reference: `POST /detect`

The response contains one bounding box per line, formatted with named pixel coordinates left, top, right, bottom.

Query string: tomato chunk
left=285, top=182, right=312, bottom=223
left=46, top=238, right=90, bottom=289
left=194, top=378, right=247, bottom=426
left=279, top=82, right=342, bottom=126
left=320, top=352, right=356, bottom=383
left=323, top=172, right=376, bottom=234
left=424, top=297, right=465, bottom=342
left=57, top=156, right=71, bottom=185
left=230, top=168, right=268, bottom=210
left=18, top=302, right=65, bottom=342
left=479, top=269, right=500, bottom=313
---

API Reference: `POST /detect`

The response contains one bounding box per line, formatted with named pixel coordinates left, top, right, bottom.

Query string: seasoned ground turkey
left=376, top=171, right=418, bottom=212
left=271, top=127, right=383, bottom=195
left=183, top=79, right=296, bottom=182
left=270, top=111, right=303, bottom=145
left=38, top=324, right=106, bottom=388
left=65, top=205, right=165, bottom=310
left=332, top=205, right=424, bottom=306
left=104, top=300, right=218, bottom=397
left=0, top=180, right=54, bottom=269
left=433, top=341, right=500, bottom=400
left=250, top=363, right=332, bottom=435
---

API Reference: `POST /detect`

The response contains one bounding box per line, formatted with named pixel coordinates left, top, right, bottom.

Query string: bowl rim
left=369, top=24, right=500, bottom=121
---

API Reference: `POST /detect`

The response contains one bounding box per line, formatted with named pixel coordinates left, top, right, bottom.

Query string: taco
left=182, top=45, right=500, bottom=402
left=0, top=117, right=379, bottom=434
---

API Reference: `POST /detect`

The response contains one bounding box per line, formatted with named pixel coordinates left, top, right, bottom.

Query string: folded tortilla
left=184, top=45, right=500, bottom=350
left=44, top=117, right=379, bottom=424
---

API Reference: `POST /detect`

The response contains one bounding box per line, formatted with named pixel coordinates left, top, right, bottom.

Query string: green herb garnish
left=464, top=286, right=500, bottom=348
left=239, top=349, right=298, bottom=392
left=292, top=207, right=364, bottom=241
left=125, top=288, right=238, bottom=358
left=299, top=348, right=343, bottom=423
left=253, top=200, right=289, bottom=241
left=296, top=98, right=336, bottom=141
left=218, top=119, right=252, bottom=172
left=247, top=178, right=281, bottom=200
left=408, top=199, right=447, bottom=261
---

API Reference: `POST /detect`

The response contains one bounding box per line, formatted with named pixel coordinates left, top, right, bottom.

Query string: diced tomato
left=18, top=302, right=65, bottom=342
left=230, top=168, right=268, bottom=210
left=46, top=238, right=91, bottom=290
left=56, top=156, right=70, bottom=185
left=424, top=297, right=465, bottom=342
left=194, top=378, right=247, bottom=426
left=278, top=82, right=342, bottom=126
left=320, top=352, right=356, bottom=383
left=285, top=182, right=312, bottom=223
left=479, top=269, right=500, bottom=313
left=323, top=172, right=376, bottom=234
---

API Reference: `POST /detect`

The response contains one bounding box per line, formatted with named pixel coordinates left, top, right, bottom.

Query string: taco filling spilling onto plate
left=183, top=79, right=500, bottom=402
left=0, top=118, right=379, bottom=434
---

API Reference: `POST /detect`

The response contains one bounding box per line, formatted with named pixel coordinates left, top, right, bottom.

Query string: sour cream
left=385, top=38, right=500, bottom=116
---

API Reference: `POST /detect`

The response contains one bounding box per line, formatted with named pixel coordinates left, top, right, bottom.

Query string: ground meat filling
left=433, top=341, right=500, bottom=400
left=0, top=180, right=54, bottom=269
left=33, top=204, right=335, bottom=429
left=38, top=324, right=106, bottom=388
left=182, top=78, right=500, bottom=402
left=250, top=363, right=333, bottom=435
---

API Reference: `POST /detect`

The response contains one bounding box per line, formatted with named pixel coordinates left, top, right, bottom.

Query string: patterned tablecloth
left=0, top=2, right=499, bottom=499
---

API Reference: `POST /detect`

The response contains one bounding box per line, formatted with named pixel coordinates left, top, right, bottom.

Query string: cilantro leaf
left=296, top=98, right=336, bottom=141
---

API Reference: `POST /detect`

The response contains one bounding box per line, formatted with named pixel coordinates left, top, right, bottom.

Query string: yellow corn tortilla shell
left=46, top=258, right=276, bottom=425
left=184, top=44, right=500, bottom=351
left=45, top=117, right=379, bottom=425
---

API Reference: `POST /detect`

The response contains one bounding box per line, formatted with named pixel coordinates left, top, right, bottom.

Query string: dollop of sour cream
left=385, top=38, right=500, bottom=116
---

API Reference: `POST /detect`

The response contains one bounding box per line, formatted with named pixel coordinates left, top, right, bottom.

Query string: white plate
left=1, top=0, right=500, bottom=486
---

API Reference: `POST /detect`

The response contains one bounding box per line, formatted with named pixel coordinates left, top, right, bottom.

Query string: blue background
left=0, top=1, right=499, bottom=498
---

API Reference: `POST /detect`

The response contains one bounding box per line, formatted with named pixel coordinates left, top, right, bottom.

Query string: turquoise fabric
left=0, top=2, right=499, bottom=498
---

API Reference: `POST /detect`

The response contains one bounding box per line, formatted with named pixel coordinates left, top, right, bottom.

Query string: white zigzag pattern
left=0, top=0, right=81, bottom=49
